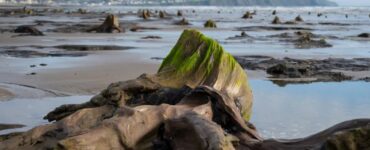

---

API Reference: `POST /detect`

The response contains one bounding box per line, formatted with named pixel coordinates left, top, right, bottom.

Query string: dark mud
left=141, top=35, right=162, bottom=39
left=235, top=55, right=370, bottom=83
left=14, top=25, right=44, bottom=36
left=237, top=26, right=312, bottom=31
left=0, top=124, right=25, bottom=131
left=0, top=50, right=87, bottom=58
left=54, top=45, right=133, bottom=51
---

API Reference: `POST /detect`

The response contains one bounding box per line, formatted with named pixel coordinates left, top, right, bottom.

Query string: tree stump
left=204, top=20, right=217, bottom=28
left=87, top=14, right=122, bottom=33
left=242, top=11, right=253, bottom=19
left=272, top=16, right=281, bottom=24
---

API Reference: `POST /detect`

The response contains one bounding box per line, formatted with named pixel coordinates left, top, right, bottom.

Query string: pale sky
left=330, top=0, right=370, bottom=6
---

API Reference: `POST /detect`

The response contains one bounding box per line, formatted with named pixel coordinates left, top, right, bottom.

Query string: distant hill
left=8, top=0, right=337, bottom=6
left=207, top=0, right=337, bottom=6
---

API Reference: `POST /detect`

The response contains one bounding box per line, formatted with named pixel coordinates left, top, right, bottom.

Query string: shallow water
left=0, top=95, right=91, bottom=135
left=250, top=80, right=370, bottom=139
left=0, top=80, right=369, bottom=139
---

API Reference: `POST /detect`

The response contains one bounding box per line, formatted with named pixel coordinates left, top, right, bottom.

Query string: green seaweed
left=157, top=29, right=253, bottom=121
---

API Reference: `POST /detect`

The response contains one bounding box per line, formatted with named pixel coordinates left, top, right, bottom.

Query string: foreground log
left=87, top=14, right=122, bottom=33
left=0, top=29, right=369, bottom=150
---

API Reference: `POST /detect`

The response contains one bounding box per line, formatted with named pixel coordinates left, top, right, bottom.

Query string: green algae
left=204, top=20, right=217, bottom=28
left=156, top=29, right=253, bottom=121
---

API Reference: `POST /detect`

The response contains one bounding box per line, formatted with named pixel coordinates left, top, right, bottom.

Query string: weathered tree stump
left=295, top=15, right=304, bottom=22
left=272, top=16, right=282, bottom=24
left=87, top=14, right=123, bottom=33
left=242, top=11, right=253, bottom=19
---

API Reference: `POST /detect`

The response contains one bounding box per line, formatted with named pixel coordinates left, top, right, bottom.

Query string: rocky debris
left=54, top=45, right=132, bottom=51
left=295, top=15, right=304, bottom=22
left=14, top=25, right=44, bottom=36
left=235, top=55, right=370, bottom=83
left=87, top=14, right=123, bottom=33
left=318, top=13, right=323, bottom=17
left=271, top=16, right=282, bottom=24
left=174, top=18, right=191, bottom=25
left=242, top=11, right=253, bottom=19
left=204, top=19, right=217, bottom=28
left=130, top=26, right=159, bottom=32
left=226, top=31, right=253, bottom=40
left=1, top=29, right=370, bottom=150
left=141, top=35, right=162, bottom=39
left=294, top=34, right=332, bottom=49
left=358, top=33, right=370, bottom=38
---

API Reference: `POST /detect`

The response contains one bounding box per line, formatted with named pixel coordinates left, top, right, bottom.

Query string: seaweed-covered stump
left=87, top=14, right=122, bottom=33
left=204, top=19, right=217, bottom=28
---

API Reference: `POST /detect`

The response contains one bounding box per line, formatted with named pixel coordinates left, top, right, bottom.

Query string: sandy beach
left=0, top=5, right=369, bottom=140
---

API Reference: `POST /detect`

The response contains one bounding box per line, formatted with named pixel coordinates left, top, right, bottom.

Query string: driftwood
left=87, top=14, right=122, bottom=33
left=0, top=29, right=369, bottom=150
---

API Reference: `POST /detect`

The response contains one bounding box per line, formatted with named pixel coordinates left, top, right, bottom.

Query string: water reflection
left=0, top=96, right=91, bottom=135
left=250, top=80, right=370, bottom=139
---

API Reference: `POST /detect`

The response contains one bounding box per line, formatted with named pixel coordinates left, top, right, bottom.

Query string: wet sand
left=0, top=5, right=369, bottom=138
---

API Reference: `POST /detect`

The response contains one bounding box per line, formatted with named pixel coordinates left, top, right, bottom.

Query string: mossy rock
left=204, top=20, right=217, bottom=28
left=154, top=29, right=253, bottom=121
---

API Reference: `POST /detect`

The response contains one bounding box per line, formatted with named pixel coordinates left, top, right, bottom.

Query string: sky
left=330, top=0, right=370, bottom=6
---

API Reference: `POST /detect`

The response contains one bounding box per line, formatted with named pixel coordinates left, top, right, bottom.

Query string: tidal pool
left=250, top=80, right=370, bottom=139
